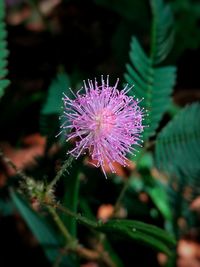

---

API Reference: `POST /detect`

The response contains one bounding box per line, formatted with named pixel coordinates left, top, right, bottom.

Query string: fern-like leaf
left=0, top=0, right=10, bottom=98
left=155, top=103, right=200, bottom=178
left=125, top=38, right=176, bottom=140
left=124, top=0, right=176, bottom=140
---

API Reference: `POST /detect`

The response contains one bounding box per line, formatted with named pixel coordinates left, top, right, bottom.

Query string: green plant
left=124, top=0, right=176, bottom=140
left=0, top=0, right=10, bottom=98
left=40, top=72, right=72, bottom=146
left=155, top=103, right=200, bottom=236
left=1, top=0, right=200, bottom=266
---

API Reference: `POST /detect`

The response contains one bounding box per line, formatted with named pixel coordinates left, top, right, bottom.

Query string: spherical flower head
left=61, top=76, right=145, bottom=178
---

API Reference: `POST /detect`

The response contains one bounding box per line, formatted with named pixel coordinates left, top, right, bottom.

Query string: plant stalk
left=48, top=155, right=74, bottom=190
left=47, top=205, right=74, bottom=244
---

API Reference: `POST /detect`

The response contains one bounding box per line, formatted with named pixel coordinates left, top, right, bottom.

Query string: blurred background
left=0, top=0, right=200, bottom=266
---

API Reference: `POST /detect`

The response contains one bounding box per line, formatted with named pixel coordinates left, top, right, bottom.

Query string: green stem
left=46, top=202, right=99, bottom=228
left=44, top=202, right=117, bottom=267
left=48, top=155, right=74, bottom=190
left=47, top=206, right=74, bottom=243
left=150, top=20, right=156, bottom=60
left=112, top=154, right=143, bottom=218
left=63, top=171, right=81, bottom=237
left=113, top=178, right=130, bottom=216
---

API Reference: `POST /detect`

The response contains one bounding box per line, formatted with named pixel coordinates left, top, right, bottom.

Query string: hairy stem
left=43, top=201, right=116, bottom=267
left=47, top=205, right=74, bottom=244
left=48, top=155, right=74, bottom=190
left=45, top=201, right=99, bottom=228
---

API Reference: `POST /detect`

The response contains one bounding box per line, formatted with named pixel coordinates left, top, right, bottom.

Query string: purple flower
left=61, top=76, right=144, bottom=177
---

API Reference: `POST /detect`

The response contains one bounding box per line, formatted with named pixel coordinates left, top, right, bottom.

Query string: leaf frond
left=124, top=0, right=176, bottom=141
left=0, top=0, right=10, bottom=99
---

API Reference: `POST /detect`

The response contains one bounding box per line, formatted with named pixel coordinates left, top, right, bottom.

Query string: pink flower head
left=61, top=76, right=144, bottom=177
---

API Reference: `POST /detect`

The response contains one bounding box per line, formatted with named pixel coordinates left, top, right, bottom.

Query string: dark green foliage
left=10, top=190, right=73, bottom=267
left=124, top=0, right=176, bottom=140
left=155, top=103, right=200, bottom=178
left=40, top=72, right=71, bottom=143
left=150, top=0, right=174, bottom=64
left=146, top=179, right=172, bottom=221
left=0, top=199, right=13, bottom=216
left=0, top=0, right=10, bottom=98
left=62, top=210, right=176, bottom=255
left=1, top=0, right=199, bottom=265
left=79, top=199, right=125, bottom=267
left=95, top=0, right=148, bottom=22
left=41, top=73, right=71, bottom=116
left=167, top=174, right=196, bottom=237
left=171, top=0, right=200, bottom=57
left=155, top=103, right=200, bottom=236
left=97, top=219, right=176, bottom=255
left=130, top=153, right=172, bottom=221
left=62, top=169, right=80, bottom=237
